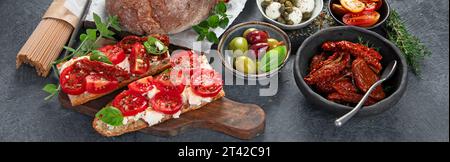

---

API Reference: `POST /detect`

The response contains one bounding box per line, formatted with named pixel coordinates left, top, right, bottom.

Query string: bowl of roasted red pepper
left=294, top=26, right=408, bottom=116
left=328, top=0, right=390, bottom=29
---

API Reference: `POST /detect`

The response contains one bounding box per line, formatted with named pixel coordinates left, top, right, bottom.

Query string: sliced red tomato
left=99, top=45, right=126, bottom=65
left=190, top=69, right=223, bottom=98
left=340, top=0, right=365, bottom=13
left=343, top=11, right=380, bottom=27
left=151, top=91, right=183, bottom=115
left=112, top=90, right=148, bottom=116
left=129, top=43, right=150, bottom=75
left=119, top=36, right=143, bottom=53
left=153, top=71, right=186, bottom=94
left=332, top=4, right=350, bottom=16
left=128, top=76, right=154, bottom=95
left=360, top=0, right=382, bottom=11
left=60, top=65, right=87, bottom=95
left=170, top=50, right=200, bottom=70
left=85, top=74, right=119, bottom=94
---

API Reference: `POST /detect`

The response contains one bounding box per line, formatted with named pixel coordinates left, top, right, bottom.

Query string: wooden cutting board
left=59, top=91, right=265, bottom=140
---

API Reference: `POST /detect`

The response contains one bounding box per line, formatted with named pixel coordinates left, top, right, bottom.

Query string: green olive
left=228, top=37, right=249, bottom=53
left=243, top=28, right=257, bottom=38
left=234, top=56, right=257, bottom=74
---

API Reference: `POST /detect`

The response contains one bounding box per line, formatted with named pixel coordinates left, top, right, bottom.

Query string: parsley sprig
left=43, top=13, right=121, bottom=100
left=192, top=1, right=230, bottom=44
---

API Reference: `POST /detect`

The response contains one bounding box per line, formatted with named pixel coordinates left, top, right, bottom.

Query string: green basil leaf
left=143, top=37, right=168, bottom=55
left=206, top=31, right=219, bottom=44
left=197, top=34, right=206, bottom=41
left=90, top=50, right=112, bottom=64
left=198, top=21, right=209, bottom=28
left=43, top=84, right=58, bottom=94
left=192, top=25, right=208, bottom=35
left=219, top=17, right=229, bottom=29
left=259, top=46, right=287, bottom=72
left=215, top=1, right=227, bottom=14
left=96, top=106, right=124, bottom=126
left=207, top=15, right=220, bottom=28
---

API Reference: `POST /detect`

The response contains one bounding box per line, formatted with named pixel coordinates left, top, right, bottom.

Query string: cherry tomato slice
left=359, top=0, right=382, bottom=11
left=60, top=65, right=87, bottom=95
left=343, top=11, right=380, bottom=27
left=128, top=76, right=154, bottom=95
left=190, top=69, right=223, bottom=98
left=119, top=36, right=143, bottom=53
left=170, top=50, right=200, bottom=70
left=99, top=45, right=126, bottom=65
left=340, top=0, right=366, bottom=13
left=112, top=90, right=148, bottom=116
left=151, top=91, right=183, bottom=115
left=332, top=4, right=350, bottom=16
left=129, top=43, right=150, bottom=75
left=154, top=71, right=186, bottom=94
left=85, top=74, right=119, bottom=94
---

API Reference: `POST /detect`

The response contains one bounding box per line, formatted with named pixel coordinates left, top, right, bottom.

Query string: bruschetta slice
left=93, top=51, right=225, bottom=137
left=58, top=35, right=171, bottom=106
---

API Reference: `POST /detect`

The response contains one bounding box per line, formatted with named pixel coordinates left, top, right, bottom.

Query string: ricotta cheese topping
left=116, top=58, right=130, bottom=73
left=146, top=86, right=160, bottom=99
left=186, top=87, right=212, bottom=106
left=142, top=109, right=165, bottom=126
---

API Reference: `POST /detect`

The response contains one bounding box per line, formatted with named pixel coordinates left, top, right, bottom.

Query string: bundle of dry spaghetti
left=16, top=0, right=88, bottom=77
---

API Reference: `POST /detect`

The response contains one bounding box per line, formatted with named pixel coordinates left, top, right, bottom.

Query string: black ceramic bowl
left=328, top=0, right=390, bottom=29
left=293, top=26, right=408, bottom=116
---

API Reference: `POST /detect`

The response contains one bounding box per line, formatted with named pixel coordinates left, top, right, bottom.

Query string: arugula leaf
left=96, top=106, right=124, bottom=126
left=109, top=15, right=121, bottom=32
left=43, top=84, right=58, bottom=94
left=143, top=37, right=168, bottom=55
left=63, top=46, right=76, bottom=53
left=90, top=50, right=112, bottom=64
left=43, top=84, right=60, bottom=100
left=86, top=29, right=98, bottom=41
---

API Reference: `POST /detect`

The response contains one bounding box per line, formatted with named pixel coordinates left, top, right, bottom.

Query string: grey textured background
left=0, top=0, right=448, bottom=142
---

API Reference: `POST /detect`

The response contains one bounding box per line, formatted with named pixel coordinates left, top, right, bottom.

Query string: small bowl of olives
left=218, top=21, right=291, bottom=80
left=257, top=0, right=324, bottom=30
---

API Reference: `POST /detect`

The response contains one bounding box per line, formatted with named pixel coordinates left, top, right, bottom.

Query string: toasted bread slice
left=66, top=59, right=171, bottom=106
left=93, top=90, right=225, bottom=137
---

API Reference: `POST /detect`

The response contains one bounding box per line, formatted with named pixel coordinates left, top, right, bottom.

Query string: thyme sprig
left=386, top=9, right=431, bottom=76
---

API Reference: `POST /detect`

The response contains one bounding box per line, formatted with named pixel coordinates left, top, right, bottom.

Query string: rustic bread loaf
left=106, top=0, right=219, bottom=35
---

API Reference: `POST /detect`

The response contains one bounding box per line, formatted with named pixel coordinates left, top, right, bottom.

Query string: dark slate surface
left=0, top=0, right=448, bottom=142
